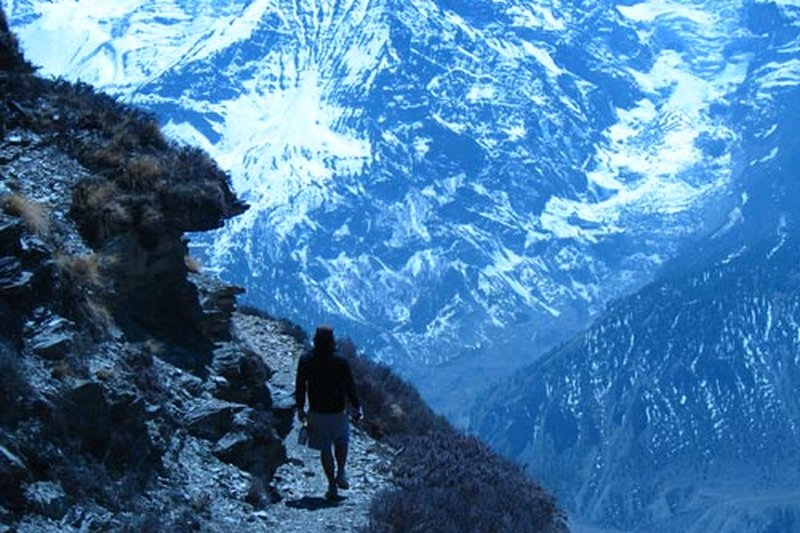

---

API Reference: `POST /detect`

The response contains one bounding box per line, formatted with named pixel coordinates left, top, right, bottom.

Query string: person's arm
left=342, top=360, right=362, bottom=419
left=295, top=357, right=307, bottom=421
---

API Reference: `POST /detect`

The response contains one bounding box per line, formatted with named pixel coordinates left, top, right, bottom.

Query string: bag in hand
left=297, top=423, right=309, bottom=446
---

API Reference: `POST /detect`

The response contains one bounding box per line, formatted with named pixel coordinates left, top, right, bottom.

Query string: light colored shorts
left=307, top=410, right=350, bottom=451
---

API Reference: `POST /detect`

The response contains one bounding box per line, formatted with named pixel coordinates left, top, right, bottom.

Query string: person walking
left=295, top=325, right=362, bottom=500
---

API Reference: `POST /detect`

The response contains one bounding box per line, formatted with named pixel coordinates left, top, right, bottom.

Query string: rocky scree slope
left=0, top=8, right=297, bottom=531
left=0, top=10, right=565, bottom=533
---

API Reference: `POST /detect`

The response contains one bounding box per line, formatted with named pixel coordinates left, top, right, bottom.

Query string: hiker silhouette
left=295, top=325, right=362, bottom=500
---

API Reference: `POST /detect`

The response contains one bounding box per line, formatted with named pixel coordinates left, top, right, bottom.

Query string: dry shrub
left=62, top=254, right=102, bottom=287
left=71, top=180, right=134, bottom=247
left=110, top=120, right=141, bottom=152
left=2, top=192, right=50, bottom=235
left=366, top=431, right=566, bottom=533
left=341, top=337, right=446, bottom=439
left=89, top=143, right=126, bottom=170
left=341, top=337, right=567, bottom=533
left=56, top=252, right=117, bottom=289
left=139, top=119, right=165, bottom=148
left=83, top=182, right=119, bottom=209
left=85, top=297, right=115, bottom=331
left=127, top=154, right=163, bottom=182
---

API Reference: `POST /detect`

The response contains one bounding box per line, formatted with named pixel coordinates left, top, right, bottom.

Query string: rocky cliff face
left=0, top=8, right=296, bottom=529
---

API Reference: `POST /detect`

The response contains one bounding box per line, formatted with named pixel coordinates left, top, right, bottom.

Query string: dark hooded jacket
left=295, top=343, right=360, bottom=414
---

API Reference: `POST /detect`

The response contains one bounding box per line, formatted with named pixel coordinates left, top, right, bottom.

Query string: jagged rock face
left=0, top=64, right=245, bottom=361
left=0, top=7, right=31, bottom=73
left=0, top=13, right=294, bottom=530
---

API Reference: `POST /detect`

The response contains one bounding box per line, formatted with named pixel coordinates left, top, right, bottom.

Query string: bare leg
left=334, top=441, right=349, bottom=488
left=321, top=448, right=336, bottom=496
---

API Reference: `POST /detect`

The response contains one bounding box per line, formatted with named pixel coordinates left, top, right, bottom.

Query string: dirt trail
left=233, top=313, right=397, bottom=532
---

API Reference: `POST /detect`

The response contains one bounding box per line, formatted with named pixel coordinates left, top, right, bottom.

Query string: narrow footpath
left=232, top=313, right=398, bottom=533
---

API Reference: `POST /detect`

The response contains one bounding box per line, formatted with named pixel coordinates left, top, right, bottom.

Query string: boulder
left=212, top=408, right=285, bottom=481
left=60, top=381, right=110, bottom=459
left=183, top=399, right=242, bottom=441
left=22, top=481, right=67, bottom=520
left=30, top=314, right=74, bottom=360
left=269, top=391, right=295, bottom=440
left=208, top=345, right=272, bottom=409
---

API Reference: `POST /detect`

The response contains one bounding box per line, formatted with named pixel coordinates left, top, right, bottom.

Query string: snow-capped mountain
left=472, top=3, right=800, bottom=530
left=4, top=0, right=764, bottom=390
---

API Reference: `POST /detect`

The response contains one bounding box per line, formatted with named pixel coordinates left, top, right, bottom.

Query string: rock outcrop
left=0, top=8, right=293, bottom=530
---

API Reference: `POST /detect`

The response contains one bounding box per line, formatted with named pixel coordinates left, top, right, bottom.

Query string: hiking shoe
left=336, top=473, right=349, bottom=490
left=325, top=486, right=338, bottom=501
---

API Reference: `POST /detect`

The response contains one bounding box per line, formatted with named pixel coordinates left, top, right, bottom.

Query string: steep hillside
left=474, top=237, right=800, bottom=532
left=471, top=3, right=800, bottom=531
left=0, top=10, right=564, bottom=532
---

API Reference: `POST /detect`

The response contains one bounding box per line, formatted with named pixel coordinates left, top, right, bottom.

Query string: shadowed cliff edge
left=0, top=7, right=565, bottom=532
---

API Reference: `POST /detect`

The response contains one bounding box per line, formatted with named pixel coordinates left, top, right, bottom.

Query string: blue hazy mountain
left=7, top=1, right=800, bottom=530
left=472, top=4, right=800, bottom=530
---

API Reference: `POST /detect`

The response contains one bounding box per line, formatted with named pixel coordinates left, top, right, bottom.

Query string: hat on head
left=314, top=324, right=335, bottom=344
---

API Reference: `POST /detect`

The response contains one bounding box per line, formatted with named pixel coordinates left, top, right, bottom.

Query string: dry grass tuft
left=83, top=182, right=118, bottom=209
left=88, top=143, right=126, bottom=170
left=56, top=252, right=117, bottom=289
left=85, top=297, right=115, bottom=331
left=2, top=192, right=50, bottom=235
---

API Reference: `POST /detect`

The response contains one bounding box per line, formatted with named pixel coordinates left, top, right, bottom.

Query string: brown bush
left=366, top=430, right=566, bottom=533
left=85, top=297, right=115, bottom=331
left=340, top=337, right=447, bottom=439
left=126, top=154, right=163, bottom=182
left=56, top=252, right=116, bottom=289
left=87, top=143, right=126, bottom=171
left=82, top=181, right=119, bottom=208
left=339, top=338, right=567, bottom=533
left=2, top=192, right=50, bottom=235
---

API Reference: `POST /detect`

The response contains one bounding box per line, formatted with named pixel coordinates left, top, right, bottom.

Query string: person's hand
left=350, top=407, right=362, bottom=423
